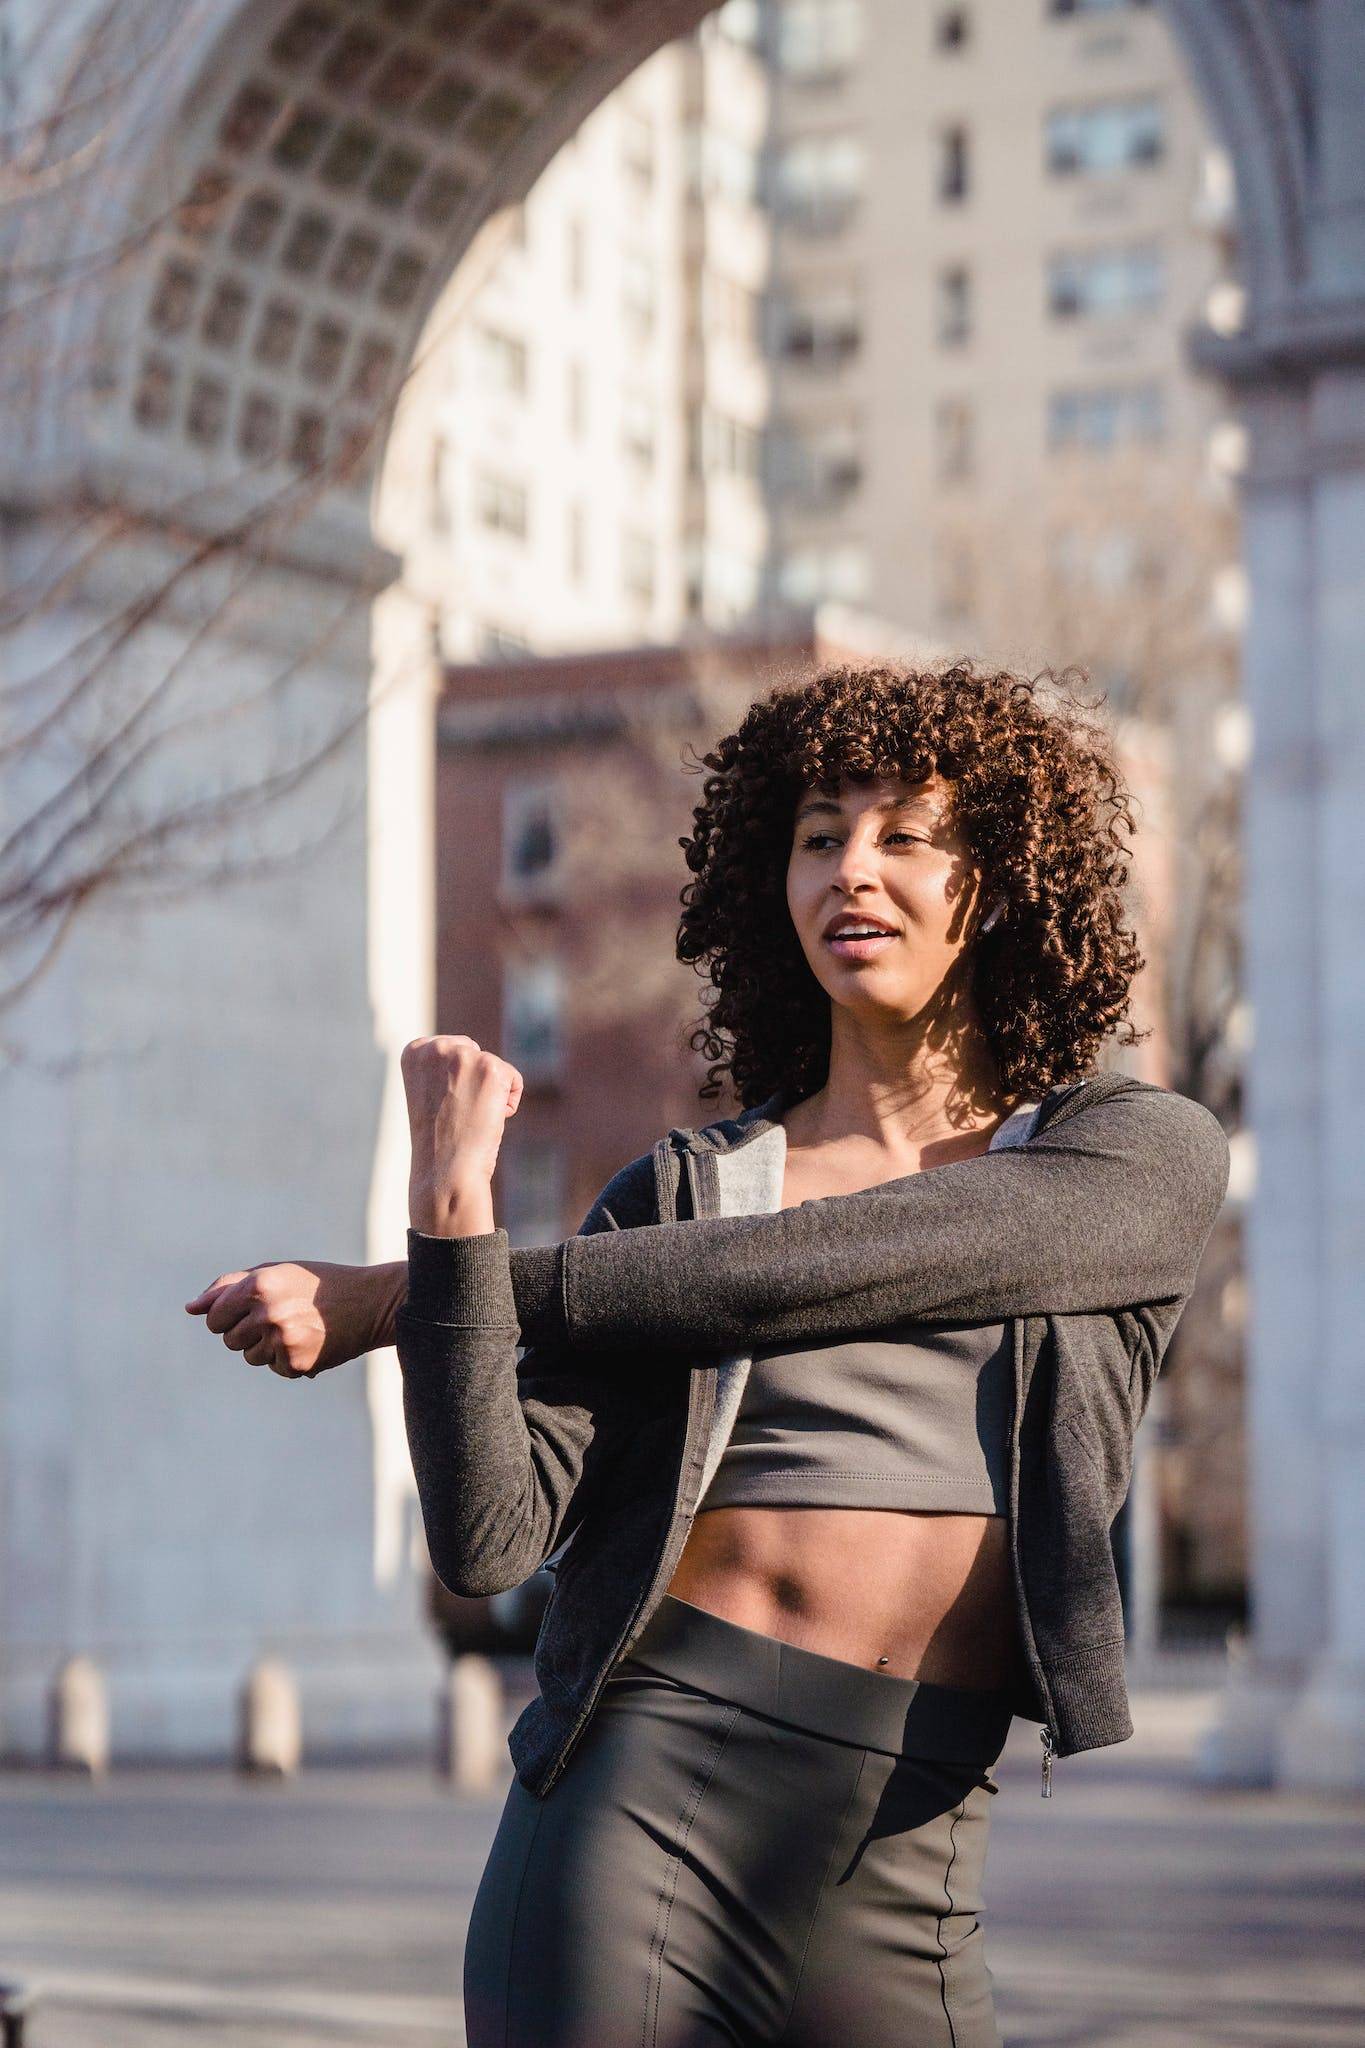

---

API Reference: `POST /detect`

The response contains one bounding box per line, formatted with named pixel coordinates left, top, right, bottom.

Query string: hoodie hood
left=662, top=1068, right=1142, bottom=1161
left=663, top=1084, right=795, bottom=1160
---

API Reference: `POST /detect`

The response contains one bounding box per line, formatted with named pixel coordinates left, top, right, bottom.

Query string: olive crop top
left=699, top=1100, right=1043, bottom=1518
left=699, top=1317, right=1014, bottom=1515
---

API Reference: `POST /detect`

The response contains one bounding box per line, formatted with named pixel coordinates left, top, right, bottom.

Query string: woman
left=189, top=661, right=1231, bottom=2047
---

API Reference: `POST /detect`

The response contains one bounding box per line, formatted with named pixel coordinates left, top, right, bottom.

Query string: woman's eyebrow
left=793, top=794, right=938, bottom=824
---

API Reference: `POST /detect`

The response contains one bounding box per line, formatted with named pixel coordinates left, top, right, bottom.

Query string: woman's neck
left=782, top=1066, right=1015, bottom=1161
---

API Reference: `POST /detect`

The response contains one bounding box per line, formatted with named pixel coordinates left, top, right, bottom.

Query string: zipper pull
left=1040, top=1724, right=1055, bottom=1799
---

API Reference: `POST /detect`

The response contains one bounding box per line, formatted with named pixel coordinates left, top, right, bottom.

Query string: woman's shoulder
left=1035, top=1072, right=1231, bottom=1183
left=577, top=1093, right=782, bottom=1233
left=576, top=1146, right=661, bottom=1235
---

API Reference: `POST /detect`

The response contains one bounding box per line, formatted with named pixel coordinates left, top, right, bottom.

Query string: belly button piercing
left=877, top=1655, right=889, bottom=1666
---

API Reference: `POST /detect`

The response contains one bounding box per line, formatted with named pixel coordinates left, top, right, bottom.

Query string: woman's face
left=785, top=769, right=988, bottom=1022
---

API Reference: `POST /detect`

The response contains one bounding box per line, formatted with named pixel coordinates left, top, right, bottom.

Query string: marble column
left=1194, top=369, right=1365, bottom=1789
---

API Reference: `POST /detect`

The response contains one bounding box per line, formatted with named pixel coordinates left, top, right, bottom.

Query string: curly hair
left=676, top=659, right=1149, bottom=1108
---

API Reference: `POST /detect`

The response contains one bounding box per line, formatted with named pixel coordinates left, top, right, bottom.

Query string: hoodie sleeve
left=506, top=1085, right=1231, bottom=1353
left=395, top=1150, right=658, bottom=1599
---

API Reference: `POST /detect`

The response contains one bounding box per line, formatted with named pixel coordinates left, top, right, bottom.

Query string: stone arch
left=4, top=0, right=1356, bottom=1778
left=17, top=1, right=1313, bottom=517
left=1160, top=0, right=1309, bottom=315
left=18, top=0, right=718, bottom=547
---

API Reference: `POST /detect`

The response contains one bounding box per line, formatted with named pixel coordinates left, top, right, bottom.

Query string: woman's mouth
left=824, top=930, right=898, bottom=961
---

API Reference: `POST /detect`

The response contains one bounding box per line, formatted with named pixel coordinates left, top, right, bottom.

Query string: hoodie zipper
left=1040, top=1724, right=1055, bottom=1798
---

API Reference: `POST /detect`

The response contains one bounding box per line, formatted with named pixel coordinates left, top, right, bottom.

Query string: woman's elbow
left=427, top=1529, right=542, bottom=1601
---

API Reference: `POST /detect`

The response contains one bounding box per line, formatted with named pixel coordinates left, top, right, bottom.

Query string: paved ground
left=2, top=1670, right=1362, bottom=2047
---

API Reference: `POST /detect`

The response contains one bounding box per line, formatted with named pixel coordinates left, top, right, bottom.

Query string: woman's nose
left=829, top=830, right=881, bottom=889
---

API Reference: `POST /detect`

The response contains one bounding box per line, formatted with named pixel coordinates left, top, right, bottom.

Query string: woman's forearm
left=395, top=1158, right=659, bottom=1596
left=397, top=1231, right=595, bottom=1597
left=372, top=1260, right=410, bottom=1349
left=507, top=1086, right=1231, bottom=1353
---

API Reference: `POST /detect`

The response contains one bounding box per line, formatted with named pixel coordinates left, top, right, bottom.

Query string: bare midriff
left=664, top=1118, right=1028, bottom=1693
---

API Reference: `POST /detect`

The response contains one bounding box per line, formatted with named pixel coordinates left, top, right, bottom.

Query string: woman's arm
left=501, top=1084, right=1231, bottom=1354
left=396, top=1155, right=659, bottom=1598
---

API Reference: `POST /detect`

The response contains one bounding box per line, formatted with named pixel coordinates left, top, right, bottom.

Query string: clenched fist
left=184, top=1259, right=406, bottom=1379
left=402, top=1035, right=522, bottom=1237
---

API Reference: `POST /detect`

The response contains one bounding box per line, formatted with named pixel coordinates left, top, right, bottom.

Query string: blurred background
left=0, top=1, right=1361, bottom=2039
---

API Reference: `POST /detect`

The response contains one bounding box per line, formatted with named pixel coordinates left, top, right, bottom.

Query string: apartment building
left=406, top=17, right=774, bottom=663
left=758, top=0, right=1241, bottom=697
left=413, top=0, right=1240, bottom=700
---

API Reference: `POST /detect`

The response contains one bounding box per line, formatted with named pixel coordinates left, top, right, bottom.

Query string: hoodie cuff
left=404, top=1228, right=519, bottom=1328
left=507, top=1242, right=565, bottom=1345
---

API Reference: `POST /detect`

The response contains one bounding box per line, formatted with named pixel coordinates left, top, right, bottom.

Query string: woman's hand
left=184, top=1259, right=408, bottom=1379
left=402, top=1035, right=522, bottom=1237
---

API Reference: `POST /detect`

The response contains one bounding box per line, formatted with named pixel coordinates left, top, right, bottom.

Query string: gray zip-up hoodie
left=396, top=1070, right=1230, bottom=1798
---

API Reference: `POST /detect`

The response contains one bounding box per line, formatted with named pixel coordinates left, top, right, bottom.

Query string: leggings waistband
left=617, top=1595, right=1014, bottom=1767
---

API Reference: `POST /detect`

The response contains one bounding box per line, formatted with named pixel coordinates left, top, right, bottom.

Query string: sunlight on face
left=785, top=770, right=985, bottom=1022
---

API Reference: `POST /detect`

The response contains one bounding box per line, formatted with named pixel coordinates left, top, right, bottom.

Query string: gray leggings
left=464, top=1593, right=1014, bottom=2047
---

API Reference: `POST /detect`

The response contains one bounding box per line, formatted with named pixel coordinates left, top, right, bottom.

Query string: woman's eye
left=798, top=830, right=924, bottom=850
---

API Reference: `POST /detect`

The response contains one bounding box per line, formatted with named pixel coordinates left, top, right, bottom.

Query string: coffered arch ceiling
left=19, top=0, right=1311, bottom=543
left=25, top=0, right=713, bottom=554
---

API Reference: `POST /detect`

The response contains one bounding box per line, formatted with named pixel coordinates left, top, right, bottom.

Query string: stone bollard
left=0, top=1979, right=34, bottom=2048
left=237, top=1658, right=302, bottom=1777
left=437, top=1655, right=504, bottom=1792
left=47, top=1657, right=109, bottom=1776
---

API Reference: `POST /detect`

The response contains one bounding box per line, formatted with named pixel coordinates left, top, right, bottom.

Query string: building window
left=502, top=778, right=564, bottom=903
left=704, top=408, right=762, bottom=481
left=770, top=134, right=866, bottom=234
left=567, top=217, right=587, bottom=296
left=771, top=285, right=862, bottom=367
left=1046, top=97, right=1164, bottom=176
left=683, top=535, right=706, bottom=617
left=621, top=250, right=657, bottom=339
left=935, top=7, right=971, bottom=50
left=936, top=265, right=972, bottom=346
left=1047, top=381, right=1165, bottom=449
left=935, top=396, right=975, bottom=481
left=685, top=403, right=704, bottom=480
left=622, top=390, right=657, bottom=470
left=476, top=325, right=528, bottom=396
left=1047, top=243, right=1164, bottom=319
left=622, top=109, right=656, bottom=190
left=708, top=272, right=759, bottom=350
left=777, top=542, right=869, bottom=608
left=429, top=433, right=454, bottom=536
left=623, top=529, right=656, bottom=606
left=567, top=359, right=587, bottom=438
left=775, top=0, right=863, bottom=81
left=501, top=1140, right=567, bottom=1248
left=504, top=957, right=565, bottom=1084
left=476, top=470, right=529, bottom=538
left=937, top=124, right=970, bottom=203
left=691, top=127, right=762, bottom=207
left=767, top=414, right=862, bottom=504
left=567, top=502, right=587, bottom=583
